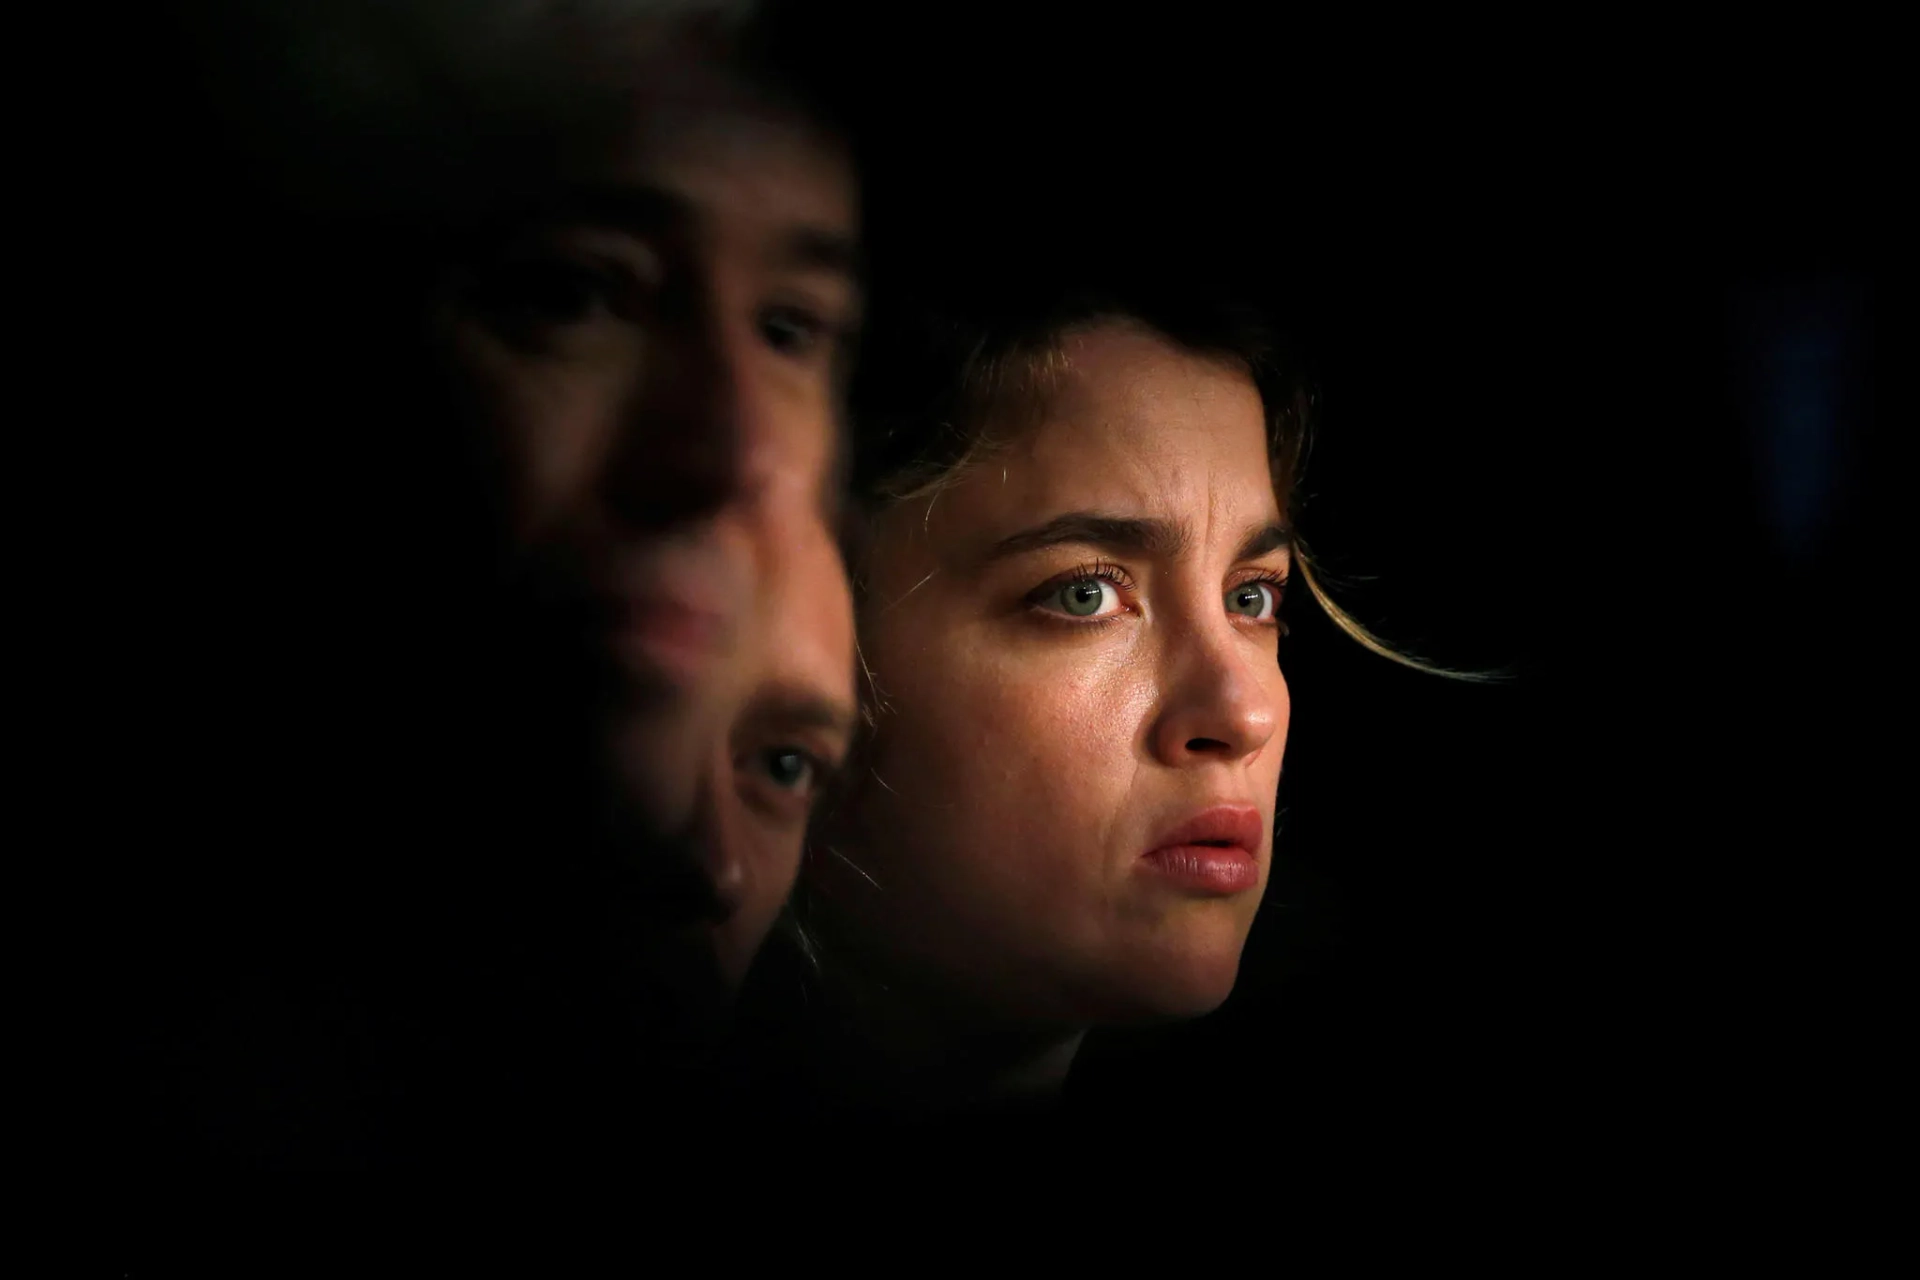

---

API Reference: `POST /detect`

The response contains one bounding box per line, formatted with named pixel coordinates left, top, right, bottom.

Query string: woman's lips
left=1139, top=804, right=1264, bottom=896
left=1139, top=845, right=1260, bottom=894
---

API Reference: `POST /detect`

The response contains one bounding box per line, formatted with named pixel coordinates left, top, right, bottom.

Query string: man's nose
left=601, top=312, right=779, bottom=532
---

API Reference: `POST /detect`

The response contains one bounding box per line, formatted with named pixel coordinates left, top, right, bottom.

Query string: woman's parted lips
left=1144, top=804, right=1265, bottom=857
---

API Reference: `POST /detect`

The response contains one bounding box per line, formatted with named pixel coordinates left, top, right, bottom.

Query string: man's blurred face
left=432, top=46, right=858, bottom=960
left=705, top=501, right=855, bottom=985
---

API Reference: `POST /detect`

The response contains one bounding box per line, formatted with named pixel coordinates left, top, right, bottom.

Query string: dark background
left=807, top=5, right=1901, bottom=1145
left=78, top=2, right=1898, bottom=1160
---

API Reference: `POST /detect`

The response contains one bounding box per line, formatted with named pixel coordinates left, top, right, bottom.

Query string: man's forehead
left=595, top=85, right=856, bottom=225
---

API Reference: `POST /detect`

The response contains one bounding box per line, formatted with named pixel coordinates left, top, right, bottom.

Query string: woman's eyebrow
left=983, top=512, right=1191, bottom=563
left=981, top=514, right=1293, bottom=565
left=1235, top=523, right=1293, bottom=562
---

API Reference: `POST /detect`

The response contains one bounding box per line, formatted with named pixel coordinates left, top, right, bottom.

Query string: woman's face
left=819, top=321, right=1291, bottom=1025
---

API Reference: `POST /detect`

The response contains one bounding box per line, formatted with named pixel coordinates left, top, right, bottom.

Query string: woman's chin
left=1084, top=948, right=1247, bottom=1024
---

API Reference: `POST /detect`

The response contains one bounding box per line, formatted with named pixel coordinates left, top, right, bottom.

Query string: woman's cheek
left=866, top=605, right=1149, bottom=815
left=876, top=658, right=1123, bottom=909
left=953, top=635, right=1134, bottom=762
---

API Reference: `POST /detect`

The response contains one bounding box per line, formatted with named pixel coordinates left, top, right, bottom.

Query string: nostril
left=1185, top=737, right=1231, bottom=753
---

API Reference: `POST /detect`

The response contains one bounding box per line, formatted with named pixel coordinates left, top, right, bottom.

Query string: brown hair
left=842, top=286, right=1485, bottom=681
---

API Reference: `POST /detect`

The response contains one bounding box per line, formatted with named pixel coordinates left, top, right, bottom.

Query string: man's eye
left=758, top=305, right=828, bottom=356
left=735, top=744, right=829, bottom=824
left=753, top=747, right=818, bottom=793
left=477, top=261, right=616, bottom=326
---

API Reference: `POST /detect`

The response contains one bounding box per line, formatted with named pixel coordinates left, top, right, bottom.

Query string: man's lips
left=620, top=597, right=727, bottom=649
left=608, top=595, right=731, bottom=683
left=582, top=552, right=741, bottom=680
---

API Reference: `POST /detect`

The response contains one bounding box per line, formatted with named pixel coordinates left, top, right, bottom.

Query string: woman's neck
left=801, top=944, right=1086, bottom=1114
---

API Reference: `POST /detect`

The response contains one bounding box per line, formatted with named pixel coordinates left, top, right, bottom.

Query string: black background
left=807, top=4, right=1902, bottom=1145
left=76, top=1, right=1901, bottom=1164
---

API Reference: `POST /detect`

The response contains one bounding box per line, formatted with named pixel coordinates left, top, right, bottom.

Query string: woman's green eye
left=1051, top=577, right=1116, bottom=618
left=1226, top=582, right=1278, bottom=620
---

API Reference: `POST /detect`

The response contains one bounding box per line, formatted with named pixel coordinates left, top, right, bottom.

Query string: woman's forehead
left=915, top=333, right=1281, bottom=560
left=1011, top=332, right=1271, bottom=500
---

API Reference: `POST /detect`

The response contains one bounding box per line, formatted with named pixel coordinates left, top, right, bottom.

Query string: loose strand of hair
left=1292, top=539, right=1512, bottom=684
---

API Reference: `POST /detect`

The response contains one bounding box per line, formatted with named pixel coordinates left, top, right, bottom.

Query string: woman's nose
left=1147, top=622, right=1282, bottom=768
